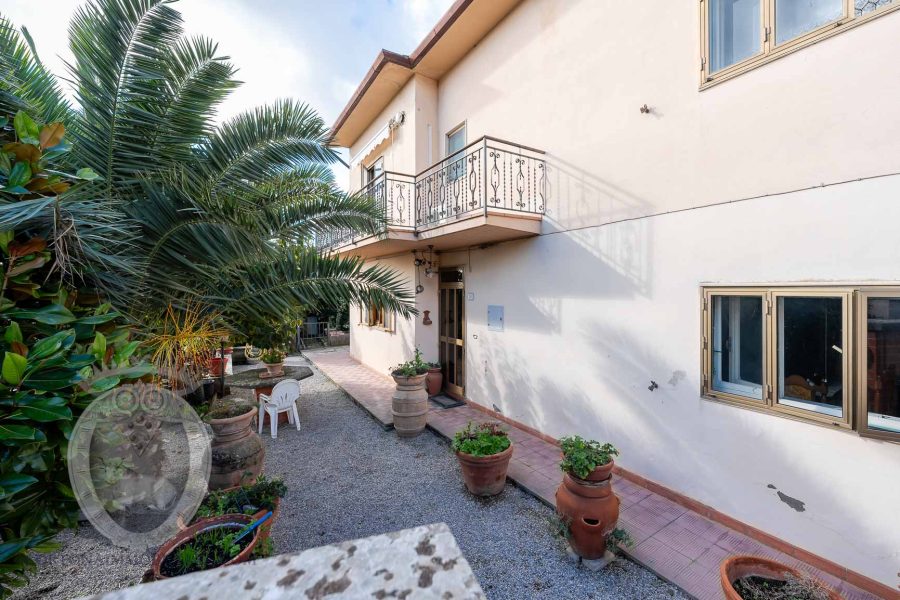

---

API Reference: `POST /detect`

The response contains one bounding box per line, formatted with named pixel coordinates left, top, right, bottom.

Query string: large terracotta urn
left=208, top=407, right=265, bottom=490
left=555, top=469, right=620, bottom=559
left=391, top=373, right=428, bottom=437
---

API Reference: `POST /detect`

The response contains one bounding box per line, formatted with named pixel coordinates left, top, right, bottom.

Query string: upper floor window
left=364, top=157, right=383, bottom=185
left=702, top=0, right=899, bottom=86
left=702, top=285, right=900, bottom=443
left=446, top=124, right=466, bottom=182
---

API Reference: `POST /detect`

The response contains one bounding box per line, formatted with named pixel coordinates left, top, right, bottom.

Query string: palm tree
left=0, top=0, right=414, bottom=332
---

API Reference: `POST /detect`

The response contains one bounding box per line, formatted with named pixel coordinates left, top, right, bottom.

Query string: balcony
left=318, top=136, right=545, bottom=258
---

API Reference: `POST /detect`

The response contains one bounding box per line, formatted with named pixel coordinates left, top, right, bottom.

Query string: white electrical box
left=487, top=305, right=504, bottom=331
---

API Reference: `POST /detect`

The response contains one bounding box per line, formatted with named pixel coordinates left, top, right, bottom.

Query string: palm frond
left=0, top=14, right=72, bottom=123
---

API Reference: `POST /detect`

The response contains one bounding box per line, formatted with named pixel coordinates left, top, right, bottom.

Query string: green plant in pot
left=152, top=514, right=261, bottom=579
left=555, top=436, right=621, bottom=561
left=452, top=421, right=513, bottom=496
left=559, top=436, right=619, bottom=481
left=194, top=476, right=286, bottom=542
left=389, top=348, right=430, bottom=437
left=260, top=348, right=286, bottom=376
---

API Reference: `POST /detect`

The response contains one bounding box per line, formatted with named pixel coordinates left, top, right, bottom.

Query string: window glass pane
left=711, top=296, right=764, bottom=399
left=865, top=298, right=900, bottom=433
left=709, top=0, right=761, bottom=72
left=777, top=297, right=843, bottom=417
left=776, top=0, right=843, bottom=44
left=855, top=0, right=894, bottom=16
left=447, top=127, right=466, bottom=182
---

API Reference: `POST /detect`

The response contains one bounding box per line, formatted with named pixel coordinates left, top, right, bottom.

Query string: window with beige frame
left=702, top=286, right=900, bottom=442
left=700, top=0, right=900, bottom=87
left=359, top=304, right=394, bottom=332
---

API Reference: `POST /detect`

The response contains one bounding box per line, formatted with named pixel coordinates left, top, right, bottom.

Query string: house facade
left=324, top=0, right=900, bottom=590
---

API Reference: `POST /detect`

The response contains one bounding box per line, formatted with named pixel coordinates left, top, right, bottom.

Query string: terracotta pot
left=265, top=362, right=284, bottom=376
left=232, top=346, right=248, bottom=366
left=391, top=373, right=428, bottom=437
left=576, top=460, right=615, bottom=483
left=208, top=357, right=225, bottom=377
left=425, top=367, right=443, bottom=396
left=456, top=443, right=513, bottom=496
left=720, top=556, right=842, bottom=600
left=195, top=487, right=282, bottom=543
left=208, top=407, right=265, bottom=490
left=555, top=473, right=620, bottom=559
left=152, top=514, right=260, bottom=580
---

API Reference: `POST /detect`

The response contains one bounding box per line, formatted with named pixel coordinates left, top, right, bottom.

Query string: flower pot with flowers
left=260, top=348, right=286, bottom=377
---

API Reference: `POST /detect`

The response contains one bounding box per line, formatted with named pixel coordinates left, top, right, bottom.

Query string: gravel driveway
left=15, top=356, right=685, bottom=600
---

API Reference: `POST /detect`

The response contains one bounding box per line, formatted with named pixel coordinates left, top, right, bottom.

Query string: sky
left=1, top=0, right=455, bottom=185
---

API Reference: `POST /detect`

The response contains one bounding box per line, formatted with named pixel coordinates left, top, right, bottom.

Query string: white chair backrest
left=269, top=379, right=300, bottom=409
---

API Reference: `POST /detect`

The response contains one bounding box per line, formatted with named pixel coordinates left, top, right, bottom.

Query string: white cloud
left=401, top=0, right=452, bottom=44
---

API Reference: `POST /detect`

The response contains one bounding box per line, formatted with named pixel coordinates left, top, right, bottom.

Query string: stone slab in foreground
left=80, top=522, right=485, bottom=600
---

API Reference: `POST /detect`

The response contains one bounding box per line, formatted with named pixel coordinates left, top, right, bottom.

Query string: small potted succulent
left=720, top=556, right=841, bottom=600
left=556, top=436, right=621, bottom=559
left=425, top=362, right=442, bottom=396
left=452, top=421, right=513, bottom=496
left=260, top=348, right=286, bottom=376
left=390, top=349, right=430, bottom=437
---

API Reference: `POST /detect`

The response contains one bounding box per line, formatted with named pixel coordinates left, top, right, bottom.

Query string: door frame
left=439, top=266, right=465, bottom=399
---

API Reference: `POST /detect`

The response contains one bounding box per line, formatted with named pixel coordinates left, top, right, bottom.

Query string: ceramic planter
left=456, top=443, right=513, bottom=496
left=555, top=465, right=620, bottom=559
left=579, top=461, right=615, bottom=482
left=208, top=357, right=225, bottom=377
left=264, top=362, right=284, bottom=376
left=720, top=556, right=841, bottom=600
left=208, top=407, right=265, bottom=490
left=152, top=514, right=259, bottom=580
left=391, top=373, right=428, bottom=437
left=425, top=367, right=443, bottom=396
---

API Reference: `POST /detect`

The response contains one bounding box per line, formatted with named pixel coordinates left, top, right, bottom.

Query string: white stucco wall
left=438, top=175, right=900, bottom=586
left=340, top=0, right=900, bottom=587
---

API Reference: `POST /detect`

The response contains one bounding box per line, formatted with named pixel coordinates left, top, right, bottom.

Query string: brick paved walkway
left=304, top=347, right=884, bottom=600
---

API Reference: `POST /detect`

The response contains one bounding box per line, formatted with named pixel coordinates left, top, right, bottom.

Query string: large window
left=702, top=0, right=899, bottom=85
left=703, top=287, right=900, bottom=442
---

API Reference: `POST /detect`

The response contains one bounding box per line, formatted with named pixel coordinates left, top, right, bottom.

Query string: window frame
left=445, top=122, right=467, bottom=183
left=702, top=285, right=866, bottom=434
left=702, top=288, right=768, bottom=409
left=358, top=303, right=395, bottom=333
left=700, top=0, right=900, bottom=88
left=855, top=288, right=900, bottom=441
left=768, top=289, right=852, bottom=429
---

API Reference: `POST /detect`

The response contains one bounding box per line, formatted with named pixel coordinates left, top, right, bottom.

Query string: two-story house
left=321, top=0, right=900, bottom=592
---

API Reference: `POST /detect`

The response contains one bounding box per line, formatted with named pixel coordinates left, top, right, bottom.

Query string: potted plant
left=720, top=556, right=841, bottom=600
left=260, top=348, right=286, bottom=376
left=151, top=513, right=262, bottom=579
left=205, top=399, right=265, bottom=490
left=194, top=476, right=287, bottom=542
left=425, top=362, right=442, bottom=397
left=555, top=436, right=621, bottom=559
left=390, top=349, right=430, bottom=437
left=452, top=421, right=513, bottom=496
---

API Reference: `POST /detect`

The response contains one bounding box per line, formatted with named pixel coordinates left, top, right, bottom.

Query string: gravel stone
left=15, top=355, right=686, bottom=600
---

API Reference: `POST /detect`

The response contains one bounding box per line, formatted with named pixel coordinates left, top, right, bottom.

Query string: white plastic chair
left=258, top=379, right=301, bottom=439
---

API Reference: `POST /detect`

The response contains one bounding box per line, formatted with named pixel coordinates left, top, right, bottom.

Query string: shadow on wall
left=469, top=316, right=894, bottom=577
left=542, top=154, right=654, bottom=297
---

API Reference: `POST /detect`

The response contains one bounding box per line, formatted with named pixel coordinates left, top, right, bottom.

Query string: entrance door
left=439, top=268, right=465, bottom=398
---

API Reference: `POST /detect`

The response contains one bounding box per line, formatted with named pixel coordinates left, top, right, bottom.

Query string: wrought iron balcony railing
left=316, top=136, right=545, bottom=251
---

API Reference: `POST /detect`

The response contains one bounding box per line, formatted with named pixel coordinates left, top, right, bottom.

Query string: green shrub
left=391, top=348, right=429, bottom=377
left=0, top=111, right=152, bottom=596
left=451, top=421, right=511, bottom=457
left=194, top=476, right=286, bottom=521
left=558, top=436, right=619, bottom=479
